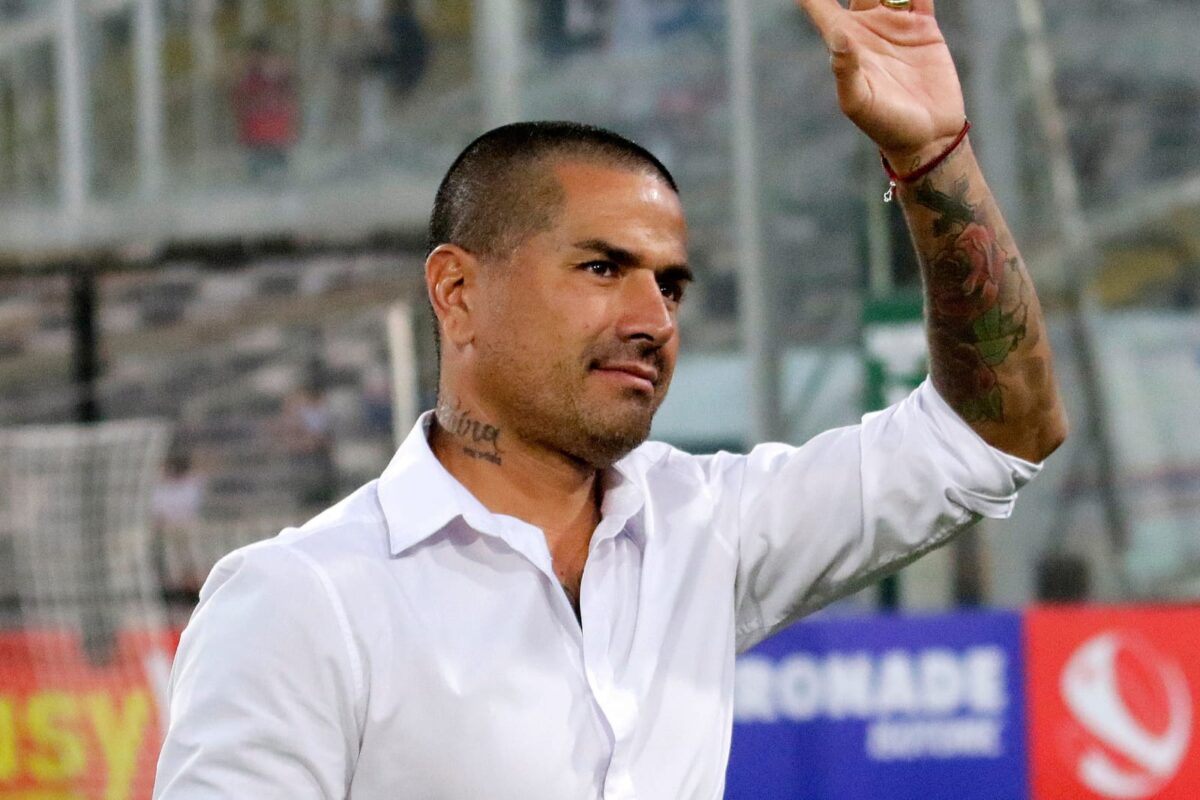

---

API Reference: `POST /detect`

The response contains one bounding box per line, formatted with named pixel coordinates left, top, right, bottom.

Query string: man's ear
left=425, top=244, right=480, bottom=348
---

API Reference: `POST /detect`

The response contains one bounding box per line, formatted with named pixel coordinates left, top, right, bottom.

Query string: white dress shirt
left=153, top=380, right=1039, bottom=800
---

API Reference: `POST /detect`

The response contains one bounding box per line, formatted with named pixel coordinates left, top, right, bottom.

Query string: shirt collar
left=378, top=412, right=648, bottom=557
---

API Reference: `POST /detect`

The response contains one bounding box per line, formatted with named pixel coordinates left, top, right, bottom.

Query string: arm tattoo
left=436, top=399, right=504, bottom=465
left=915, top=177, right=1029, bottom=423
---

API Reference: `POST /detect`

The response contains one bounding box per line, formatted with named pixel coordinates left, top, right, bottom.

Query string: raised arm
left=798, top=0, right=1067, bottom=462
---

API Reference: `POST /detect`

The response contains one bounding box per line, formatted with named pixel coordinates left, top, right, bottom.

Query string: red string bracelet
left=881, top=119, right=971, bottom=203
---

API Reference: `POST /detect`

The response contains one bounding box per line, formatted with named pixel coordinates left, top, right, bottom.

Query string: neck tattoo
left=437, top=398, right=504, bottom=465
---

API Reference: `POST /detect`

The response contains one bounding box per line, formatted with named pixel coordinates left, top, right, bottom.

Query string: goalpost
left=387, top=299, right=422, bottom=448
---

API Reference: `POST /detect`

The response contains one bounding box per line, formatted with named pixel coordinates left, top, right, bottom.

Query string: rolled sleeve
left=897, top=377, right=1041, bottom=518
left=153, top=541, right=362, bottom=799
left=732, top=378, right=1040, bottom=651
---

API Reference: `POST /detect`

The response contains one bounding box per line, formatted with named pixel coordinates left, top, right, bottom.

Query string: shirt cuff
left=913, top=377, right=1043, bottom=519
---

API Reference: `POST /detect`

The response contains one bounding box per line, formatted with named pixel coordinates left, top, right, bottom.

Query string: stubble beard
left=486, top=347, right=669, bottom=470
left=509, top=377, right=663, bottom=469
left=560, top=388, right=660, bottom=468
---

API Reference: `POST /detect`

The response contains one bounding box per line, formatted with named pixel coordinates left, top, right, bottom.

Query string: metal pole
left=56, top=0, right=90, bottom=229
left=966, top=0, right=1024, bottom=240
left=1013, top=0, right=1087, bottom=257
left=864, top=152, right=894, bottom=300
left=355, top=0, right=388, bottom=145
left=70, top=266, right=101, bottom=424
left=1014, top=0, right=1132, bottom=572
left=725, top=0, right=780, bottom=443
left=11, top=53, right=35, bottom=196
left=240, top=0, right=265, bottom=37
left=189, top=0, right=217, bottom=165
left=0, top=63, right=9, bottom=191
left=357, top=0, right=388, bottom=146
left=387, top=302, right=419, bottom=449
left=134, top=0, right=165, bottom=198
left=70, top=263, right=117, bottom=666
left=473, top=0, right=523, bottom=128
left=296, top=0, right=322, bottom=126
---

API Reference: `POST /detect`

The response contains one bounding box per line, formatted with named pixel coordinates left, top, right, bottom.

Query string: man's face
left=470, top=160, right=690, bottom=468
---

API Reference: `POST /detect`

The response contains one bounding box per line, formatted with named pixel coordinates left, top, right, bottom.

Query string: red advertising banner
left=1026, top=606, right=1200, bottom=800
left=0, top=630, right=178, bottom=800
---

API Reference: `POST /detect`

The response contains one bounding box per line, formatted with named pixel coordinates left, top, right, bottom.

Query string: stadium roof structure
left=0, top=0, right=455, bottom=268
left=0, top=168, right=437, bottom=268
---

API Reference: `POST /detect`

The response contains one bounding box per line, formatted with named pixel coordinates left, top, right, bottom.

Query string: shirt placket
left=581, top=518, right=641, bottom=800
left=474, top=500, right=644, bottom=799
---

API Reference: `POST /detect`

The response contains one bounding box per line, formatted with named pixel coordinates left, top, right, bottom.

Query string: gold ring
left=882, top=0, right=912, bottom=8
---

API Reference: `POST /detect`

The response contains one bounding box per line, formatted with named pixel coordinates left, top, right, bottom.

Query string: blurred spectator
left=152, top=450, right=208, bottom=598
left=539, top=0, right=606, bottom=58
left=231, top=36, right=298, bottom=182
left=651, top=0, right=714, bottom=37
left=361, top=365, right=394, bottom=437
left=335, top=1, right=430, bottom=101
left=366, top=0, right=430, bottom=97
left=279, top=382, right=337, bottom=507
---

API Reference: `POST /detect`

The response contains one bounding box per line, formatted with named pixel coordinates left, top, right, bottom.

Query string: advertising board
left=0, top=630, right=174, bottom=800
left=1026, top=605, right=1200, bottom=800
left=727, top=610, right=1029, bottom=799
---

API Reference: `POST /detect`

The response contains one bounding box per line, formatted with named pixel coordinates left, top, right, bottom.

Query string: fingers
left=827, top=28, right=870, bottom=111
left=796, top=0, right=845, bottom=41
left=873, top=0, right=936, bottom=15
left=851, top=0, right=937, bottom=15
left=891, top=0, right=936, bottom=15
left=827, top=29, right=858, bottom=80
left=802, top=0, right=938, bottom=38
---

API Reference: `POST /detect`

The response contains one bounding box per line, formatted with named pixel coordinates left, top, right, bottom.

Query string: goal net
left=0, top=418, right=173, bottom=798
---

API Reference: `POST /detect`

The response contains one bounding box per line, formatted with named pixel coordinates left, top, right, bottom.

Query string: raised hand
left=797, top=0, right=966, bottom=171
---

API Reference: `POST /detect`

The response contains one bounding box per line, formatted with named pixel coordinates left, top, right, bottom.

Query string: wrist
left=881, top=121, right=971, bottom=179
left=880, top=120, right=971, bottom=202
left=882, top=140, right=954, bottom=177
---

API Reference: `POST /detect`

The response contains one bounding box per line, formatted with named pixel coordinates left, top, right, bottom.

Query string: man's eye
left=659, top=281, right=686, bottom=304
left=583, top=261, right=618, bottom=277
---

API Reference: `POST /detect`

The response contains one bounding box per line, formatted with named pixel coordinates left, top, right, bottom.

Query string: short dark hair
left=427, top=121, right=678, bottom=259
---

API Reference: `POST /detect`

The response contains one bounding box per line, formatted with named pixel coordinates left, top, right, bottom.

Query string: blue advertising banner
left=726, top=610, right=1029, bottom=800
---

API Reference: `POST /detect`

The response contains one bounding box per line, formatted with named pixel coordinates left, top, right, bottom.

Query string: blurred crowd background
left=0, top=0, right=1198, bottom=623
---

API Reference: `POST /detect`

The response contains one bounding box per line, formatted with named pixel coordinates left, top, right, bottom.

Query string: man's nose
left=617, top=270, right=675, bottom=345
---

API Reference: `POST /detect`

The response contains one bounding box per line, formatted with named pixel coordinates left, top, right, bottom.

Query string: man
left=154, top=0, right=1066, bottom=797
left=231, top=36, right=297, bottom=182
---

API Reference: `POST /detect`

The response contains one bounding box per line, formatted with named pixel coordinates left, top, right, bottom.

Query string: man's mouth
left=592, top=361, right=659, bottom=393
